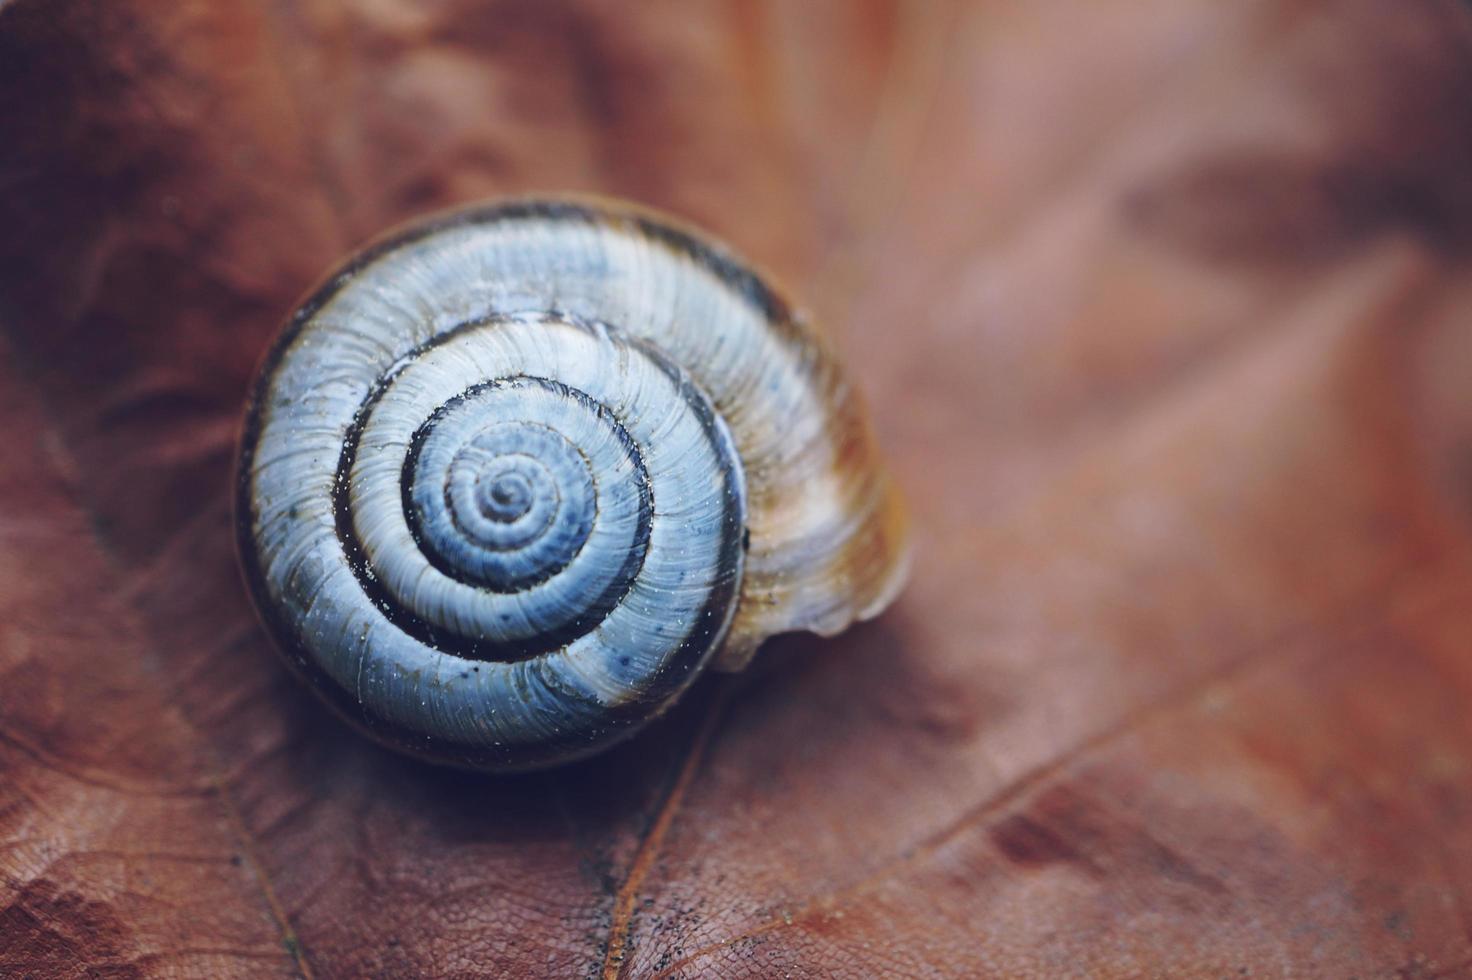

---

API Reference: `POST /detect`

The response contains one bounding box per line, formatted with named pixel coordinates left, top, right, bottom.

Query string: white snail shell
left=236, top=197, right=908, bottom=771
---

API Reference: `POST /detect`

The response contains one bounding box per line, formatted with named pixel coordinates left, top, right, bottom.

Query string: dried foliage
left=3, top=1, right=1472, bottom=976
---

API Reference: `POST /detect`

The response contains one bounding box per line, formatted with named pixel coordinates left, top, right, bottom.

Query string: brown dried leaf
left=4, top=0, right=1472, bottom=976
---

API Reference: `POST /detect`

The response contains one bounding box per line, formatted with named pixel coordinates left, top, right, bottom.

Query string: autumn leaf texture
left=4, top=1, right=1472, bottom=977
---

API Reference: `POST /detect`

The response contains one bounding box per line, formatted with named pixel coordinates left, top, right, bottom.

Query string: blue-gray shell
left=237, top=199, right=909, bottom=770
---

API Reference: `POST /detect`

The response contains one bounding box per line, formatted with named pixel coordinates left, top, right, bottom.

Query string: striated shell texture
left=236, top=197, right=908, bottom=771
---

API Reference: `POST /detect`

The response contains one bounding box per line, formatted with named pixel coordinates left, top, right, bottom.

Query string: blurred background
left=3, top=2, right=1472, bottom=976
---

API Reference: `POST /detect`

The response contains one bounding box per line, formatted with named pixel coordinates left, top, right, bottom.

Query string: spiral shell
left=236, top=198, right=908, bottom=770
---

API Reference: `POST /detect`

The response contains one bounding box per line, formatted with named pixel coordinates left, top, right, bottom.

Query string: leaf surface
left=3, top=1, right=1472, bottom=976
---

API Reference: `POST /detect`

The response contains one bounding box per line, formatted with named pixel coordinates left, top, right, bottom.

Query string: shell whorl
left=237, top=198, right=908, bottom=770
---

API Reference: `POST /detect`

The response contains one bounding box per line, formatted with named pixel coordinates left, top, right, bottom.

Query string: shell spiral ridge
left=237, top=198, right=908, bottom=770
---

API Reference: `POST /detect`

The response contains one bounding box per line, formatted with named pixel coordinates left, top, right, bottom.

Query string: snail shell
left=236, top=197, right=908, bottom=771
